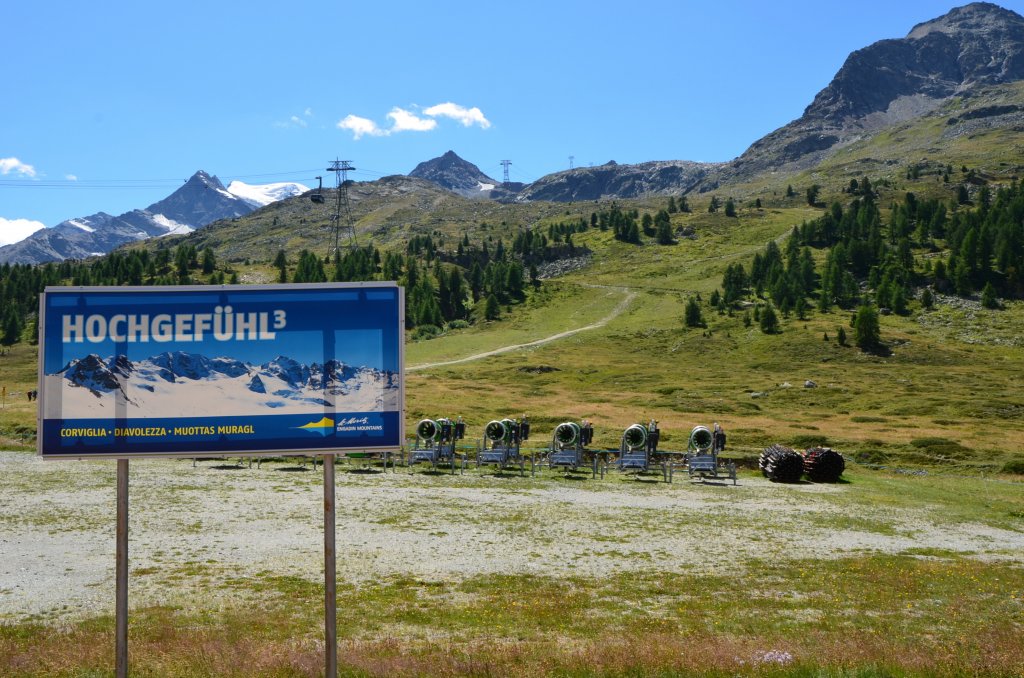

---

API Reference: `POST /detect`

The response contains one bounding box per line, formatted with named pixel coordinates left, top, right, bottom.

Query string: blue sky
left=3, top=0, right=1023, bottom=243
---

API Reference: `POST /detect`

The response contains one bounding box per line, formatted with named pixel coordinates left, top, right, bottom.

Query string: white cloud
left=386, top=107, right=437, bottom=133
left=336, top=102, right=491, bottom=139
left=424, top=102, right=491, bottom=129
left=336, top=114, right=387, bottom=140
left=274, top=109, right=314, bottom=128
left=65, top=174, right=78, bottom=181
left=0, top=217, right=46, bottom=246
left=0, top=157, right=37, bottom=177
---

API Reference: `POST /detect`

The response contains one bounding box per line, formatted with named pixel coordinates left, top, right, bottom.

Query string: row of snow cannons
left=759, top=444, right=845, bottom=483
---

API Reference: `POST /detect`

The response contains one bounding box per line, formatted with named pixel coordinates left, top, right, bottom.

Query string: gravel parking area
left=1, top=451, right=1021, bottom=622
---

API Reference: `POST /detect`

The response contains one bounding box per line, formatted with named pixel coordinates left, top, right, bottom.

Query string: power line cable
left=0, top=168, right=324, bottom=190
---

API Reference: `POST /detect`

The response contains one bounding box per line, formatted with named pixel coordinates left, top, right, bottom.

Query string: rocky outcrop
left=706, top=2, right=1024, bottom=186
left=515, top=160, right=718, bottom=202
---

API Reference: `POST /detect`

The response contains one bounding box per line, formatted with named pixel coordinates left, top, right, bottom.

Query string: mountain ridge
left=0, top=171, right=307, bottom=265
left=401, top=3, right=1024, bottom=202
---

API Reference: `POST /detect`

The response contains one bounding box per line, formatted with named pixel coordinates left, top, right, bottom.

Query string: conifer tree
left=2, top=308, right=22, bottom=346
left=274, top=250, right=286, bottom=282
left=854, top=304, right=881, bottom=350
left=642, top=213, right=655, bottom=236
left=981, top=282, right=999, bottom=309
left=920, top=287, right=934, bottom=310
left=485, top=293, right=501, bottom=320
left=201, top=247, right=216, bottom=274
left=759, top=303, right=779, bottom=334
left=795, top=296, right=808, bottom=321
left=684, top=296, right=703, bottom=328
left=806, top=185, right=821, bottom=206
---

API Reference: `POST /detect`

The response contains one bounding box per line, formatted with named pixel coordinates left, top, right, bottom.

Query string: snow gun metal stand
left=477, top=418, right=534, bottom=476
left=408, top=418, right=467, bottom=474
left=616, top=423, right=672, bottom=482
left=682, top=425, right=737, bottom=485
left=546, top=421, right=605, bottom=479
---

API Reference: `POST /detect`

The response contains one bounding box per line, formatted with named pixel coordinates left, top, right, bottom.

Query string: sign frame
left=38, top=282, right=405, bottom=460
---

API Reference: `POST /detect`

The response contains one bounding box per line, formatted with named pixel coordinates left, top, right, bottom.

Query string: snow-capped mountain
left=46, top=351, right=398, bottom=417
left=0, top=171, right=306, bottom=265
left=226, top=180, right=308, bottom=208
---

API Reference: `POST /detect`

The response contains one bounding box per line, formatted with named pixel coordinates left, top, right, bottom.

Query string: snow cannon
left=553, top=422, right=581, bottom=447
left=416, top=418, right=439, bottom=441
left=485, top=418, right=515, bottom=444
left=622, top=424, right=648, bottom=451
left=688, top=425, right=713, bottom=453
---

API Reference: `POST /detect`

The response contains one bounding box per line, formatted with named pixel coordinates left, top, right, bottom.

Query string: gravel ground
left=1, top=451, right=1021, bottom=622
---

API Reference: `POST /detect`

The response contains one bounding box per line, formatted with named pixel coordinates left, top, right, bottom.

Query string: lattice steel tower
left=500, top=159, right=512, bottom=188
left=326, top=159, right=357, bottom=255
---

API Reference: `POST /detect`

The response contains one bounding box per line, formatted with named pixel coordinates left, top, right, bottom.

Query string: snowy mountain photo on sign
left=44, top=350, right=399, bottom=417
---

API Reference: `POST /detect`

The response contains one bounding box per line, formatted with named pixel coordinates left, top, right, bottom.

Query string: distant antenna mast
left=569, top=155, right=575, bottom=170
left=326, top=159, right=357, bottom=255
left=500, top=159, right=512, bottom=188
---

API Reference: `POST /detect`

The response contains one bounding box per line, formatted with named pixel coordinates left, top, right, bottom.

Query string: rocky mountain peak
left=908, top=2, right=1024, bottom=39
left=147, top=169, right=250, bottom=226
left=187, top=170, right=227, bottom=190
left=716, top=2, right=1024, bottom=186
left=408, top=151, right=499, bottom=197
left=805, top=2, right=1024, bottom=123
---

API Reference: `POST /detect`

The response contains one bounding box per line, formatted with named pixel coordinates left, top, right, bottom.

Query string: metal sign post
left=116, top=459, right=129, bottom=678
left=324, top=454, right=337, bottom=677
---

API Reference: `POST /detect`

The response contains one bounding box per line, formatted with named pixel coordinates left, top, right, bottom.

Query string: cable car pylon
left=326, top=159, right=356, bottom=256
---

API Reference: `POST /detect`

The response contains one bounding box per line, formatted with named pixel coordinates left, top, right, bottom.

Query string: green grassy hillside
left=405, top=208, right=1024, bottom=474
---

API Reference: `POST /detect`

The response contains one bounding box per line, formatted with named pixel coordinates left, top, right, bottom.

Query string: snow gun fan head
left=554, top=421, right=581, bottom=446
left=416, top=418, right=438, bottom=441
left=485, top=419, right=511, bottom=443
left=622, top=424, right=648, bottom=451
left=689, top=425, right=713, bottom=453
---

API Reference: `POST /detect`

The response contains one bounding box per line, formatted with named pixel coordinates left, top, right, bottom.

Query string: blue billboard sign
left=38, top=283, right=404, bottom=459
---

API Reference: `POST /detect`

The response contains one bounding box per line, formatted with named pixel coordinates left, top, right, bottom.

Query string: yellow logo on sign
left=297, top=417, right=335, bottom=436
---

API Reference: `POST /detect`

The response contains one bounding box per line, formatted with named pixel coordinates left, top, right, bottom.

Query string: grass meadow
left=0, top=458, right=1022, bottom=677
